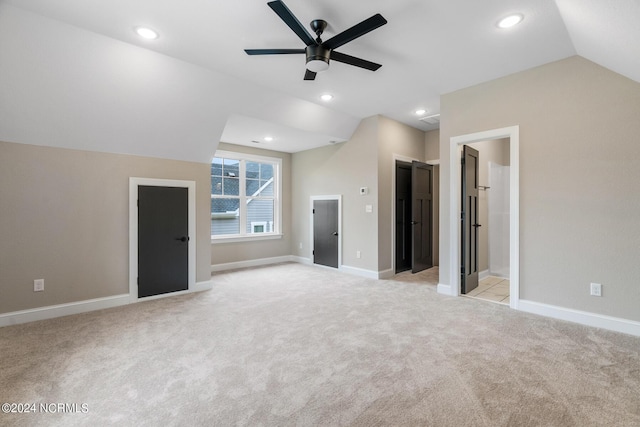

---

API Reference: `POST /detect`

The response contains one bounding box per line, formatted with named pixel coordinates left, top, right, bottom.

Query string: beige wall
left=211, top=142, right=292, bottom=266
left=0, top=141, right=211, bottom=314
left=425, top=129, right=440, bottom=162
left=439, top=56, right=640, bottom=322
left=291, top=117, right=379, bottom=271
left=377, top=116, right=426, bottom=273
left=291, top=115, right=426, bottom=274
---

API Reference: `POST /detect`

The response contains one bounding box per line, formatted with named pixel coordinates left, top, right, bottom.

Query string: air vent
left=418, top=113, right=440, bottom=126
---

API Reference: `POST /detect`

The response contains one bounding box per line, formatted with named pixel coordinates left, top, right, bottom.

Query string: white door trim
left=129, top=177, right=196, bottom=302
left=310, top=195, right=342, bottom=268
left=445, top=126, right=520, bottom=309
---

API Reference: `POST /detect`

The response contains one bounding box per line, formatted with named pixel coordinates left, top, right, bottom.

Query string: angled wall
left=291, top=117, right=379, bottom=273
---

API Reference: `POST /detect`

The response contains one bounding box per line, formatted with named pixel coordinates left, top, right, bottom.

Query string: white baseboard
left=290, top=256, right=312, bottom=266
left=340, top=265, right=381, bottom=279
left=437, top=283, right=454, bottom=296
left=0, top=280, right=214, bottom=328
left=0, top=294, right=131, bottom=327
left=211, top=255, right=295, bottom=272
left=479, top=269, right=490, bottom=280
left=518, top=299, right=640, bottom=337
left=194, top=280, right=213, bottom=292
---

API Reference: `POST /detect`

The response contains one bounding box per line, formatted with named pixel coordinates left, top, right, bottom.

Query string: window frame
left=211, top=150, right=282, bottom=243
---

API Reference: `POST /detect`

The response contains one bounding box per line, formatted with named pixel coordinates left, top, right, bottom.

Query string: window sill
left=211, top=233, right=283, bottom=244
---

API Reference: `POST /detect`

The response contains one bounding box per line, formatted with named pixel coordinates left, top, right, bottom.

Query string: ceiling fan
left=244, top=0, right=387, bottom=80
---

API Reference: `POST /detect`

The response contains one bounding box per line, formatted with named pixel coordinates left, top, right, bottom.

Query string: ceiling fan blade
left=245, top=49, right=305, bottom=55
left=322, top=13, right=387, bottom=50
left=304, top=69, right=317, bottom=80
left=330, top=51, right=382, bottom=71
left=268, top=0, right=316, bottom=46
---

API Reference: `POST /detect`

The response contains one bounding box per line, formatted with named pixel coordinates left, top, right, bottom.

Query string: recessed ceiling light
left=320, top=94, right=333, bottom=102
left=497, top=14, right=524, bottom=29
left=264, top=136, right=274, bottom=142
left=134, top=26, right=159, bottom=40
left=415, top=109, right=427, bottom=116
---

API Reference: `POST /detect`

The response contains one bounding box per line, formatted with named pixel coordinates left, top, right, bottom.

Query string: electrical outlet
left=590, top=282, right=602, bottom=297
left=34, top=279, right=44, bottom=292
left=299, top=242, right=303, bottom=249
left=356, top=250, right=361, bottom=259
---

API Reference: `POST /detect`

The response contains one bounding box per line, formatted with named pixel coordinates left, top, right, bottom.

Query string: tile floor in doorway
left=466, top=276, right=510, bottom=304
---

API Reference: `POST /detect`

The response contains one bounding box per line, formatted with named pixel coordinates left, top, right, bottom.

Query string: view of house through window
left=211, top=151, right=280, bottom=239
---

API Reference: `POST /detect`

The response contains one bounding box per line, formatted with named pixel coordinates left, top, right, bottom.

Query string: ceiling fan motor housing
left=306, top=45, right=330, bottom=72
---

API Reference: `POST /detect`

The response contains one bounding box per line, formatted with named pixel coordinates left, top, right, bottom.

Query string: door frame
left=444, top=126, right=520, bottom=309
left=391, top=154, right=438, bottom=275
left=310, top=195, right=342, bottom=268
left=129, top=177, right=196, bottom=302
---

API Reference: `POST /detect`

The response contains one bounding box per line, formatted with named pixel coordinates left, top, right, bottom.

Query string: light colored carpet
left=1, top=262, right=639, bottom=426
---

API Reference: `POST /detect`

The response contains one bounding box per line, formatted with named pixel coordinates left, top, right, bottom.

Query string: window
left=211, top=150, right=281, bottom=241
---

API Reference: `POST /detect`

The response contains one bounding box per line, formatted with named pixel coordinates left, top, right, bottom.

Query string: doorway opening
left=394, top=160, right=434, bottom=274
left=461, top=139, right=511, bottom=304
left=444, top=126, right=520, bottom=309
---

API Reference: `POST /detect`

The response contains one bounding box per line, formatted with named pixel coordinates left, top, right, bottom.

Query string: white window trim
left=211, top=150, right=282, bottom=243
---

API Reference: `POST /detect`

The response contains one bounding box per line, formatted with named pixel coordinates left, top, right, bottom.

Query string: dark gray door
left=313, top=199, right=339, bottom=268
left=411, top=161, right=433, bottom=273
left=138, top=185, right=189, bottom=298
left=395, top=162, right=412, bottom=273
left=461, top=146, right=479, bottom=294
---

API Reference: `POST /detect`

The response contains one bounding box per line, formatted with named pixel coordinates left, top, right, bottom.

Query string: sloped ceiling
left=555, top=0, right=640, bottom=84
left=0, top=0, right=638, bottom=159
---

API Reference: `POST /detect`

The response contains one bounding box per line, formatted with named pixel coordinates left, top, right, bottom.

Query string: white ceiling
left=4, top=0, right=640, bottom=154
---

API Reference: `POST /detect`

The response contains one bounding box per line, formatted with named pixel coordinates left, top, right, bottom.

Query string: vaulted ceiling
left=2, top=0, right=639, bottom=157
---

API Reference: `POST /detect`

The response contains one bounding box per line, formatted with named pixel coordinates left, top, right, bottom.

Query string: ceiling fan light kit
left=306, top=45, right=330, bottom=72
left=245, top=0, right=387, bottom=80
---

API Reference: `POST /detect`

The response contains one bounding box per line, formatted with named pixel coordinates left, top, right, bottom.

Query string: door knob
left=332, top=232, right=338, bottom=236
left=410, top=221, right=420, bottom=225
left=176, top=236, right=189, bottom=242
left=472, top=224, right=482, bottom=228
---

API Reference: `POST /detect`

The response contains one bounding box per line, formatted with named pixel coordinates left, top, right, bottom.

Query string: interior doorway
left=394, top=160, right=433, bottom=274
left=444, top=126, right=520, bottom=309
left=461, top=139, right=511, bottom=304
